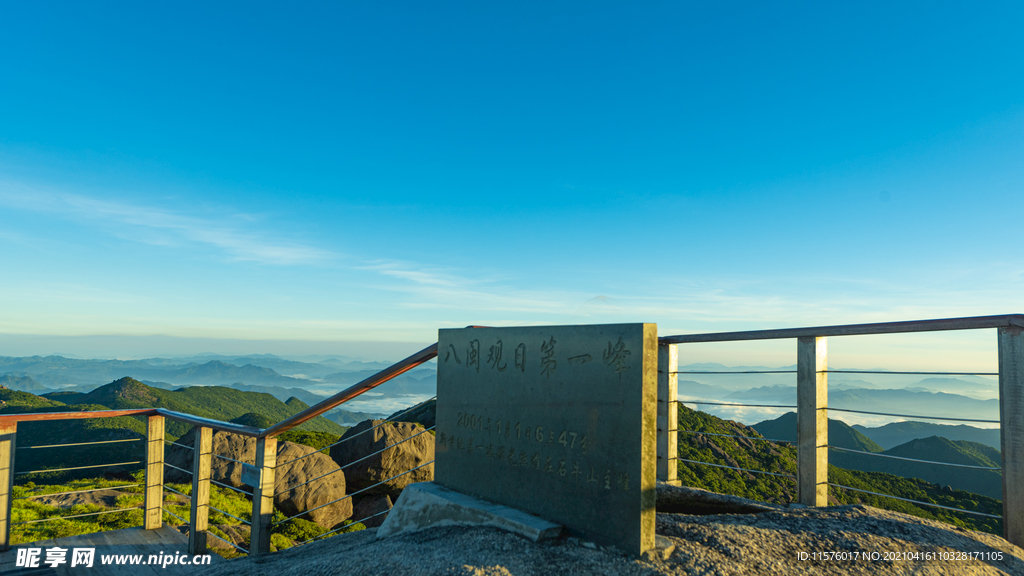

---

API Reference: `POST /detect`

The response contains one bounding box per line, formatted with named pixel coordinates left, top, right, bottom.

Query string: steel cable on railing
left=274, top=426, right=435, bottom=497
left=15, top=483, right=141, bottom=501
left=827, top=446, right=1002, bottom=470
left=164, top=462, right=193, bottom=476
left=271, top=461, right=433, bottom=526
left=828, top=483, right=1003, bottom=519
left=276, top=397, right=438, bottom=468
left=673, top=370, right=797, bottom=374
left=210, top=477, right=252, bottom=496
left=204, top=529, right=249, bottom=554
left=214, top=453, right=250, bottom=466
left=208, top=505, right=250, bottom=526
left=677, top=457, right=796, bottom=479
left=164, top=440, right=194, bottom=451
left=825, top=407, right=999, bottom=424
left=163, top=485, right=191, bottom=499
left=162, top=506, right=188, bottom=524
left=17, top=438, right=141, bottom=450
left=298, top=508, right=392, bottom=545
left=680, top=429, right=793, bottom=444
left=15, top=460, right=143, bottom=476
left=680, top=400, right=797, bottom=409
left=13, top=506, right=143, bottom=525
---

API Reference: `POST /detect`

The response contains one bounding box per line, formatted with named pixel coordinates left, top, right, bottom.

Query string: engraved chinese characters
left=441, top=413, right=635, bottom=494
left=436, top=323, right=657, bottom=557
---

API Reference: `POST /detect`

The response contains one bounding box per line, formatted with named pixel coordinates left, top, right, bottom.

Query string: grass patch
left=11, top=472, right=367, bottom=556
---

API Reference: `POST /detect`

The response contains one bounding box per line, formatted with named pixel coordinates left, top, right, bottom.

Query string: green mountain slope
left=76, top=378, right=345, bottom=437
left=838, top=436, right=1003, bottom=499
left=677, top=404, right=1003, bottom=535
left=750, top=412, right=1002, bottom=500
left=0, top=374, right=49, bottom=392
left=677, top=406, right=798, bottom=504
left=0, top=389, right=67, bottom=412
left=752, top=412, right=884, bottom=453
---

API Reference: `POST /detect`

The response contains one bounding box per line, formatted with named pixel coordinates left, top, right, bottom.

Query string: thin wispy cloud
left=361, top=260, right=591, bottom=316
left=0, top=184, right=335, bottom=265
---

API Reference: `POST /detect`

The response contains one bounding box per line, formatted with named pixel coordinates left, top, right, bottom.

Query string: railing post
left=144, top=414, right=165, bottom=529
left=0, top=421, right=16, bottom=551
left=250, top=436, right=277, bottom=556
left=797, top=336, right=828, bottom=507
left=998, top=326, right=1024, bottom=548
left=189, top=426, right=213, bottom=555
left=657, top=341, right=680, bottom=485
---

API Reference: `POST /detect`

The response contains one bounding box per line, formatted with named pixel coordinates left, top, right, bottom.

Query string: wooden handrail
left=659, top=314, right=1024, bottom=344
left=0, top=409, right=158, bottom=423
left=0, top=408, right=263, bottom=437
left=261, top=343, right=439, bottom=438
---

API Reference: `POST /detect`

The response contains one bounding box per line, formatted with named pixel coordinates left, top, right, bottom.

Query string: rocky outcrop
left=351, top=494, right=393, bottom=528
left=329, top=420, right=434, bottom=498
left=165, top=428, right=352, bottom=528
left=275, top=442, right=353, bottom=528
left=656, top=482, right=782, bottom=515
left=195, top=503, right=1024, bottom=576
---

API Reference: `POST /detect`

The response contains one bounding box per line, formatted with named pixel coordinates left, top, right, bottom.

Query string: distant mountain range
left=752, top=412, right=1003, bottom=499
left=713, top=384, right=999, bottom=423
left=853, top=420, right=1001, bottom=451
left=0, top=353, right=437, bottom=399
left=0, top=377, right=356, bottom=483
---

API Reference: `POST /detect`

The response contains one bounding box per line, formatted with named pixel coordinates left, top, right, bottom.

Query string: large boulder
left=351, top=494, right=393, bottom=528
left=329, top=419, right=434, bottom=498
left=165, top=428, right=352, bottom=528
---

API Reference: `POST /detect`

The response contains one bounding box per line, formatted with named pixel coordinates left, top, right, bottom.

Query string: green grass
left=277, top=430, right=342, bottom=451
left=10, top=471, right=368, bottom=558
left=11, top=477, right=146, bottom=544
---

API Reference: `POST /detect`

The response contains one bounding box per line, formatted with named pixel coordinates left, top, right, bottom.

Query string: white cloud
left=0, top=184, right=335, bottom=265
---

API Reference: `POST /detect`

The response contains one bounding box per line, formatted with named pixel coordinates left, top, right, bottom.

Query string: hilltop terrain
left=198, top=501, right=1024, bottom=575
left=0, top=378, right=348, bottom=482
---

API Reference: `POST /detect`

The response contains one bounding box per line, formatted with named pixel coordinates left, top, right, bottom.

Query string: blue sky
left=0, top=2, right=1021, bottom=366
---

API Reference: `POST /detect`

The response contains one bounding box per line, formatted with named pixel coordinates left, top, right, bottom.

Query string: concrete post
left=0, top=421, right=16, bottom=551
left=144, top=415, right=165, bottom=530
left=797, top=336, right=828, bottom=507
left=249, top=436, right=277, bottom=556
left=189, top=426, right=213, bottom=555
left=998, top=326, right=1024, bottom=548
left=657, top=342, right=680, bottom=485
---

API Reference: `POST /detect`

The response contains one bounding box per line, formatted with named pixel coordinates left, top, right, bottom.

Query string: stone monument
left=434, top=323, right=657, bottom=556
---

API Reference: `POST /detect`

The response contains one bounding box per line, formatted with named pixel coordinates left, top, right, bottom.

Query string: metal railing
left=5, top=314, right=1020, bottom=556
left=657, top=313, right=1023, bottom=548
left=0, top=342, right=440, bottom=556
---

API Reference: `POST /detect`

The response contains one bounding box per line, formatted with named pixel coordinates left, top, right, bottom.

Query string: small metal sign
left=241, top=463, right=261, bottom=488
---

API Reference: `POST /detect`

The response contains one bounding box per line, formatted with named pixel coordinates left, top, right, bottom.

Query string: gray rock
left=656, top=481, right=782, bottom=515
left=194, top=504, right=1024, bottom=575
left=165, top=428, right=352, bottom=528
left=275, top=441, right=354, bottom=528
left=329, top=419, right=434, bottom=498
left=351, top=494, right=393, bottom=528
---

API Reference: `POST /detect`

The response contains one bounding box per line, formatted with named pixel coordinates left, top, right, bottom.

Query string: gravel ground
left=197, top=505, right=1023, bottom=576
